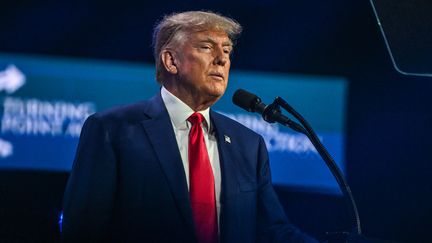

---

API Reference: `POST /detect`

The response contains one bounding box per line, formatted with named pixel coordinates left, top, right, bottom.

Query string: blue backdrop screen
left=0, top=53, right=347, bottom=194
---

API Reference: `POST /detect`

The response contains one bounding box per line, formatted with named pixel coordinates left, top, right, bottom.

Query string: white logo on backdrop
left=0, top=64, right=96, bottom=159
left=223, top=113, right=317, bottom=154
left=0, top=138, right=13, bottom=158
left=0, top=65, right=26, bottom=158
left=0, top=65, right=26, bottom=94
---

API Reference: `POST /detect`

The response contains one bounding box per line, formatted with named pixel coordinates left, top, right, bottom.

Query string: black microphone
left=232, top=89, right=306, bottom=134
left=232, top=89, right=266, bottom=114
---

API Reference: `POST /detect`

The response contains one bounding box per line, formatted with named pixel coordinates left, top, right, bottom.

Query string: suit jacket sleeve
left=62, top=114, right=116, bottom=242
left=256, top=136, right=319, bottom=243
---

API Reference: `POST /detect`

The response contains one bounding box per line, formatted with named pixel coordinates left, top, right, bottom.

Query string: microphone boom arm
left=264, top=96, right=362, bottom=235
left=261, top=99, right=308, bottom=134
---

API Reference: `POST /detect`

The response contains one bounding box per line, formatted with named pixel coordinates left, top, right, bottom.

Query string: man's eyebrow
left=199, top=37, right=233, bottom=47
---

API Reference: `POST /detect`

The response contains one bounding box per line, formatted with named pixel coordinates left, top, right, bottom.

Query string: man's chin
left=209, top=91, right=225, bottom=101
left=209, top=86, right=226, bottom=97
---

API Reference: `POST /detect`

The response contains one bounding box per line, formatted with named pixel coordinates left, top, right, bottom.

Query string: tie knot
left=188, top=112, right=204, bottom=125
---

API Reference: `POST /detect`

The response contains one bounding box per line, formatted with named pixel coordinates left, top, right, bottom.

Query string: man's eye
left=223, top=49, right=233, bottom=56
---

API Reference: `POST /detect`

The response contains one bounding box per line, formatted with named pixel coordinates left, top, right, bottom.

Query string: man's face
left=173, top=29, right=232, bottom=108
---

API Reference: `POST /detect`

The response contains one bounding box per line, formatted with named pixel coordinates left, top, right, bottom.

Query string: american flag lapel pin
left=224, top=135, right=231, bottom=144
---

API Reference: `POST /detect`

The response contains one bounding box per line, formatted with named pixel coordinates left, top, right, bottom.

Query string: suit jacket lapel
left=140, top=93, right=195, bottom=235
left=211, top=110, right=240, bottom=241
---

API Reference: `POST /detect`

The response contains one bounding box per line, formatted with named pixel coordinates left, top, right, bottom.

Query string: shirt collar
left=161, top=86, right=211, bottom=131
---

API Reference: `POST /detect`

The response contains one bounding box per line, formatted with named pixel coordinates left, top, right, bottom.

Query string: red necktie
left=188, top=112, right=218, bottom=243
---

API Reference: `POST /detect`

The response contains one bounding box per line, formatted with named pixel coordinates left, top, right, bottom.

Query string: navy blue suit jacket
left=62, top=92, right=317, bottom=243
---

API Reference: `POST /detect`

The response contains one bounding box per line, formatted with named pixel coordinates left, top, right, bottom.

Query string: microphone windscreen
left=232, top=89, right=260, bottom=112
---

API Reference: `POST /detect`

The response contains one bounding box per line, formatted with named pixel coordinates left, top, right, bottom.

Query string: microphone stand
left=261, top=96, right=362, bottom=240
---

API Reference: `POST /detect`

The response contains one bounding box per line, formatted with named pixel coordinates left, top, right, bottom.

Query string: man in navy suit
left=62, top=11, right=318, bottom=243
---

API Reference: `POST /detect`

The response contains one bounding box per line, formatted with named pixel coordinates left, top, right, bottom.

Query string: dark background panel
left=1, top=0, right=431, bottom=242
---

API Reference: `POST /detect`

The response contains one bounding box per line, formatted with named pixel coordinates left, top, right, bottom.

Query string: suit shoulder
left=91, top=99, right=153, bottom=124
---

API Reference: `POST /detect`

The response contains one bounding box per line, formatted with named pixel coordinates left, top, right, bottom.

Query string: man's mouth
left=209, top=72, right=224, bottom=80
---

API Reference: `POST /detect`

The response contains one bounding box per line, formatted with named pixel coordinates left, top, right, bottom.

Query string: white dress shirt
left=161, top=86, right=221, bottom=226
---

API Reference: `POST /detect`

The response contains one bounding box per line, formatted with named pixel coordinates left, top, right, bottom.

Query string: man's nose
left=213, top=48, right=228, bottom=66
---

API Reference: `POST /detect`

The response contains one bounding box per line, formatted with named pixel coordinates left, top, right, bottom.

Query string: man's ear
left=161, top=50, right=178, bottom=75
